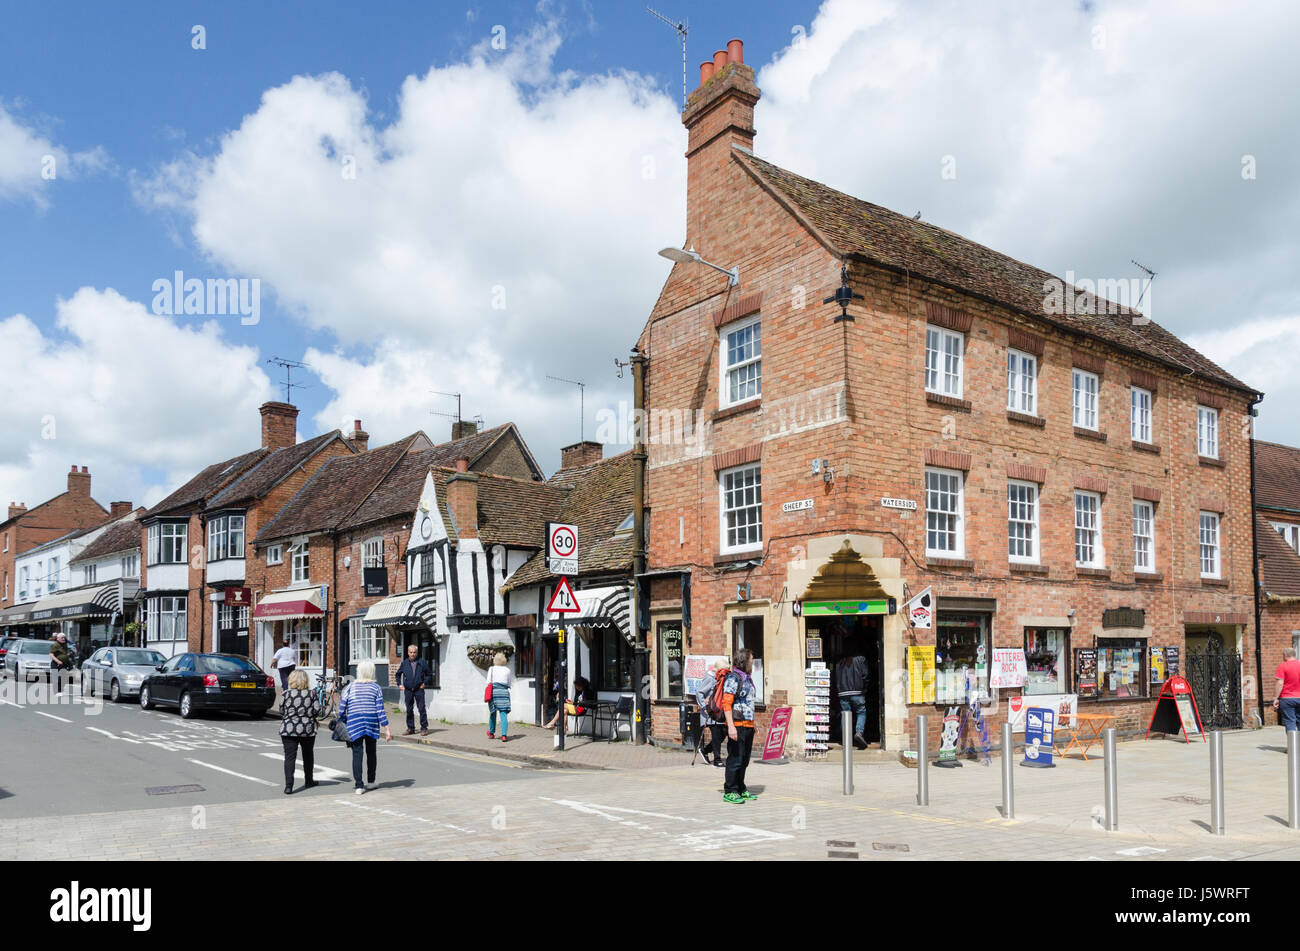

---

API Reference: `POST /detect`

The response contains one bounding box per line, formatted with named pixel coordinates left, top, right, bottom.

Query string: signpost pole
left=917, top=714, right=929, bottom=806
left=556, top=624, right=567, bottom=752
left=1289, top=729, right=1300, bottom=831
left=1209, top=730, right=1224, bottom=835
left=1001, top=722, right=1014, bottom=819
left=1104, top=727, right=1118, bottom=831
left=841, top=710, right=853, bottom=796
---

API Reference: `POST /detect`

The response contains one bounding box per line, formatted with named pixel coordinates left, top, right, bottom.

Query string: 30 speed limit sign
left=546, top=522, right=578, bottom=576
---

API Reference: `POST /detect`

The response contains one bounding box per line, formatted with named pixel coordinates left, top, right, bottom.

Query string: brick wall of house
left=1, top=468, right=109, bottom=607
left=638, top=48, right=1258, bottom=754
left=333, top=519, right=411, bottom=685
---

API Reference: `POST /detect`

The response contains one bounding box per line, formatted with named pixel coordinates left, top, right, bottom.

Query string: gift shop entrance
left=804, top=612, right=884, bottom=748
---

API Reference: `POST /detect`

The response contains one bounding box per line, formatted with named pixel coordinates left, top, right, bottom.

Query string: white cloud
left=0, top=288, right=275, bottom=509
left=0, top=102, right=107, bottom=207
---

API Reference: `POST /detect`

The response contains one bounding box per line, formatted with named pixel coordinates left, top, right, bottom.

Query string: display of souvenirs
left=804, top=663, right=831, bottom=755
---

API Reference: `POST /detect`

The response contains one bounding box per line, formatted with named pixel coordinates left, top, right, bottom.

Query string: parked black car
left=139, top=652, right=276, bottom=719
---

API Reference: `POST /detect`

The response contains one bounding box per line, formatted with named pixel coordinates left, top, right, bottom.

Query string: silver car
left=80, top=647, right=167, bottom=702
left=4, top=639, right=57, bottom=682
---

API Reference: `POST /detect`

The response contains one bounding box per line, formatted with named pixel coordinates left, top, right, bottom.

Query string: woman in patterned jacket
left=280, top=669, right=321, bottom=795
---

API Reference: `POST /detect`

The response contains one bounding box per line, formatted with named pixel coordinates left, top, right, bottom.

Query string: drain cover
left=146, top=784, right=205, bottom=796
left=872, top=842, right=910, bottom=853
left=1164, top=794, right=1210, bottom=805
left=825, top=839, right=859, bottom=859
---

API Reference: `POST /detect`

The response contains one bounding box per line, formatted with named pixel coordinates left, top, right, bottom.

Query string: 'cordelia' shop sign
left=800, top=599, right=896, bottom=617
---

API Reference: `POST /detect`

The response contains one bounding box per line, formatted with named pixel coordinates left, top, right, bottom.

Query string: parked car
left=4, top=639, right=58, bottom=682
left=139, top=652, right=276, bottom=719
left=0, top=636, right=20, bottom=665
left=80, top=647, right=167, bottom=702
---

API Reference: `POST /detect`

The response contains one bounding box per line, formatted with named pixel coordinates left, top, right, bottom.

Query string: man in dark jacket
left=396, top=644, right=432, bottom=736
left=835, top=638, right=870, bottom=750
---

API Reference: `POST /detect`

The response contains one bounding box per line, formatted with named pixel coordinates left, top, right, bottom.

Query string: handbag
left=329, top=714, right=349, bottom=743
left=484, top=681, right=493, bottom=703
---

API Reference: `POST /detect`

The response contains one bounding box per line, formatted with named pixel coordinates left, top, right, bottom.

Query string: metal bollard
left=1001, top=722, right=1015, bottom=819
left=1289, top=730, right=1300, bottom=831
left=841, top=710, right=854, bottom=796
left=1209, top=730, right=1225, bottom=835
left=1103, top=728, right=1118, bottom=831
left=917, top=714, right=929, bottom=806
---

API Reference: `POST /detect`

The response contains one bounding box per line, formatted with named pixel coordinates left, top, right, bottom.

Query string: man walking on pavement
left=835, top=636, right=871, bottom=750
left=1274, top=647, right=1300, bottom=730
left=396, top=643, right=431, bottom=736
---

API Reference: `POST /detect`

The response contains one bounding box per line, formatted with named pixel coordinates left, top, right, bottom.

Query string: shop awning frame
left=561, top=585, right=633, bottom=645
left=362, top=590, right=438, bottom=631
left=253, top=588, right=325, bottom=621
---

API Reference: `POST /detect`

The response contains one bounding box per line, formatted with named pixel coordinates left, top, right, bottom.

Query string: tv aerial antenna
left=646, top=6, right=689, bottom=109
left=266, top=356, right=312, bottom=403
left=1131, top=259, right=1157, bottom=312
left=547, top=374, right=586, bottom=442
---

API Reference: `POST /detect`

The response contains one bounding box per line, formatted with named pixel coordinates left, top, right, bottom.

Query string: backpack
left=703, top=667, right=732, bottom=722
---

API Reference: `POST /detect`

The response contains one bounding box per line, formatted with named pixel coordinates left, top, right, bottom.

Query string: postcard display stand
left=804, top=662, right=831, bottom=758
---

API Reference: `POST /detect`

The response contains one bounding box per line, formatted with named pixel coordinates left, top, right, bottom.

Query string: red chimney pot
left=727, top=39, right=744, bottom=64
left=699, top=61, right=715, bottom=85
left=713, top=50, right=728, bottom=73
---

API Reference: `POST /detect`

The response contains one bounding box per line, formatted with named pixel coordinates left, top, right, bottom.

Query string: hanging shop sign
left=907, top=645, right=936, bottom=704
left=363, top=567, right=389, bottom=598
left=1022, top=707, right=1056, bottom=767
left=1008, top=694, right=1077, bottom=733
left=989, top=648, right=1028, bottom=688
left=801, top=598, right=896, bottom=617
left=449, top=614, right=507, bottom=630
left=881, top=498, right=917, bottom=511
left=905, top=587, right=933, bottom=629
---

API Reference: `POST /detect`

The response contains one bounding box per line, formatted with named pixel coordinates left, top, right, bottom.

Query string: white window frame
left=18, top=566, right=29, bottom=601
left=266, top=544, right=283, bottom=566
left=348, top=617, right=387, bottom=664
left=48, top=557, right=59, bottom=592
left=207, top=518, right=227, bottom=562
left=1130, top=386, right=1152, bottom=443
left=1007, top=480, right=1039, bottom=564
left=228, top=515, right=245, bottom=560
left=720, top=316, right=762, bottom=408
left=719, top=463, right=763, bottom=555
left=147, top=596, right=187, bottom=644
left=1199, top=511, right=1221, bottom=579
left=84, top=563, right=97, bottom=585
left=1197, top=405, right=1219, bottom=459
left=291, top=542, right=310, bottom=584
left=362, top=537, right=385, bottom=570
left=925, top=325, right=965, bottom=398
left=148, top=522, right=187, bottom=565
left=1272, top=522, right=1300, bottom=555
left=1006, top=349, right=1037, bottom=415
left=120, top=553, right=139, bottom=577
left=1073, top=370, right=1099, bottom=430
left=925, top=467, right=965, bottom=558
left=1132, top=500, right=1155, bottom=574
left=1074, top=491, right=1104, bottom=568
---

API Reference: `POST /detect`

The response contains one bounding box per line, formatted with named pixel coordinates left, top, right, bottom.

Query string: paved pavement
left=5, top=675, right=1300, bottom=860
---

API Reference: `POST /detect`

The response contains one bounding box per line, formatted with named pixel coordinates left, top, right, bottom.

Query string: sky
left=1, top=0, right=1297, bottom=511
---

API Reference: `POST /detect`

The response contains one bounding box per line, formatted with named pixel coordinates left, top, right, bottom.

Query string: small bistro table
left=1055, top=711, right=1119, bottom=761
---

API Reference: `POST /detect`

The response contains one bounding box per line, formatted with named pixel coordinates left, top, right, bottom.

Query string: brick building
left=0, top=466, right=111, bottom=629
left=137, top=402, right=354, bottom=660
left=635, top=39, right=1262, bottom=755
left=1256, top=441, right=1300, bottom=716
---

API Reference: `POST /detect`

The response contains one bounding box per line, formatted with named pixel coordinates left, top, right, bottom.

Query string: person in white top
left=486, top=652, right=514, bottom=742
left=271, top=635, right=298, bottom=691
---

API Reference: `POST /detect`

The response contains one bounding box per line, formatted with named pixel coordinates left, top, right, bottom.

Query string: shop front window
left=935, top=611, right=989, bottom=702
left=289, top=618, right=323, bottom=668
left=1024, top=628, right=1068, bottom=695
left=732, top=616, right=764, bottom=703
left=514, top=628, right=536, bottom=679
left=1086, top=637, right=1148, bottom=700
left=657, top=619, right=684, bottom=699
left=596, top=627, right=634, bottom=692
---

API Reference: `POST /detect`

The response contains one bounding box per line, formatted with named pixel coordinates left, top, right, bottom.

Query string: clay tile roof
left=423, top=422, right=543, bottom=480
left=473, top=474, right=569, bottom=548
left=208, top=431, right=344, bottom=510
left=1256, top=441, right=1300, bottom=514
left=1258, top=514, right=1300, bottom=600
left=70, top=509, right=145, bottom=563
left=502, top=451, right=635, bottom=590
left=145, top=448, right=268, bottom=518
left=735, top=150, right=1257, bottom=395
left=256, top=436, right=424, bottom=542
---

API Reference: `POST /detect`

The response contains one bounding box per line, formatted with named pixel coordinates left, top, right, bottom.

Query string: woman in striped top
left=338, top=660, right=391, bottom=794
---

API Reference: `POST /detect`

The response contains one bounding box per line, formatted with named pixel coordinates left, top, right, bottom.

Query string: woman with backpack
left=721, top=649, right=758, bottom=804
left=696, top=662, right=729, bottom=767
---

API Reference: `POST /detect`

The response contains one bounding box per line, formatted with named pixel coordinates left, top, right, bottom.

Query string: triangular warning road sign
left=547, top=576, right=581, bottom=613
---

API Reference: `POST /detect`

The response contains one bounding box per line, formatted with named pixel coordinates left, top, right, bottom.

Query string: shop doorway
left=538, top=634, right=562, bottom=726
left=808, top=615, right=884, bottom=748
left=1185, top=626, right=1243, bottom=730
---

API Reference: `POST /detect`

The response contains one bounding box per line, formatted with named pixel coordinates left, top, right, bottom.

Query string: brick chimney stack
left=345, top=420, right=370, bottom=453
left=444, top=457, right=479, bottom=540
left=8, top=503, right=26, bottom=520
left=683, top=38, right=758, bottom=252
left=260, top=402, right=299, bottom=451
left=67, top=465, right=91, bottom=496
left=110, top=501, right=133, bottom=518
left=451, top=419, right=479, bottom=441
left=560, top=441, right=603, bottom=470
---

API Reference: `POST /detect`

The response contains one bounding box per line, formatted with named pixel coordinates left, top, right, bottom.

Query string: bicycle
left=312, top=672, right=348, bottom=722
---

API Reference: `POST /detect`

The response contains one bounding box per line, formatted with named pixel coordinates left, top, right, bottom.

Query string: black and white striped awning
left=362, top=590, right=438, bottom=631
left=92, top=580, right=138, bottom=614
left=564, top=585, right=633, bottom=645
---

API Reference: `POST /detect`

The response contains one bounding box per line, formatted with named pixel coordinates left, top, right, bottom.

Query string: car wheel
left=140, top=685, right=155, bottom=710
left=179, top=691, right=195, bottom=719
left=109, top=680, right=121, bottom=703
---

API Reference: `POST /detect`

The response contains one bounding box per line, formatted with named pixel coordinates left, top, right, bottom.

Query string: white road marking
left=185, top=758, right=277, bottom=787
left=258, top=752, right=350, bottom=782
left=34, top=711, right=72, bottom=723
left=86, top=726, right=143, bottom=744
left=1116, top=846, right=1167, bottom=857
left=0, top=699, right=19, bottom=707
left=538, top=797, right=793, bottom=851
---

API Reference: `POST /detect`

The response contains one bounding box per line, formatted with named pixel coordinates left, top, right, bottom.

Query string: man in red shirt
left=1273, top=647, right=1300, bottom=731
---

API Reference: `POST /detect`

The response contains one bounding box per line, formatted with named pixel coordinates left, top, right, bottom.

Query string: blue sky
left=1, top=0, right=1297, bottom=509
